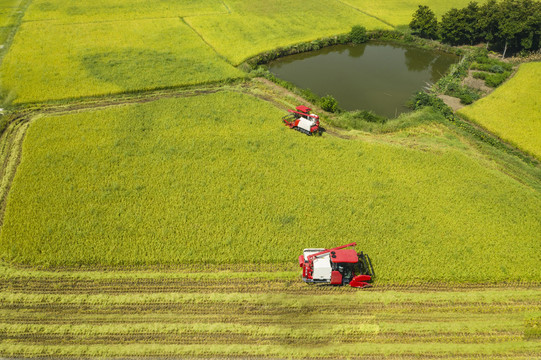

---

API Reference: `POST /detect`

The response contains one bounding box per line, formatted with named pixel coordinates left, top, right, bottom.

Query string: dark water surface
left=269, top=42, right=459, bottom=118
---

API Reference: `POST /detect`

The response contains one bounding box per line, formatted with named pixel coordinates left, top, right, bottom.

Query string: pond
left=268, top=42, right=459, bottom=118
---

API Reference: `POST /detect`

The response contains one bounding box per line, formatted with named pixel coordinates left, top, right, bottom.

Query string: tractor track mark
left=2, top=301, right=537, bottom=316
left=0, top=0, right=32, bottom=65
left=0, top=332, right=523, bottom=346
left=0, top=113, right=32, bottom=227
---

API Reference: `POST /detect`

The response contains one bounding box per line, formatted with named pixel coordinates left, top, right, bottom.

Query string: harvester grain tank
left=299, top=243, right=374, bottom=288
left=282, top=105, right=321, bottom=135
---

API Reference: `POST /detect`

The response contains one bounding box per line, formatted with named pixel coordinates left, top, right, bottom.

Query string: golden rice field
left=1, top=91, right=540, bottom=283
left=459, top=62, right=541, bottom=160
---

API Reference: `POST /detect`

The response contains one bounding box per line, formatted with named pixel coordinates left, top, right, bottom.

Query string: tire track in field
left=0, top=0, right=32, bottom=65
left=0, top=113, right=32, bottom=227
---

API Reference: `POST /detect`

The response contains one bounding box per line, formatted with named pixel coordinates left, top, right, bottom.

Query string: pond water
left=268, top=42, right=459, bottom=118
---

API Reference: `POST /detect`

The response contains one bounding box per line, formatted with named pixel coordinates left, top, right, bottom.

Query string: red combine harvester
left=299, top=243, right=374, bottom=288
left=282, top=105, right=321, bottom=135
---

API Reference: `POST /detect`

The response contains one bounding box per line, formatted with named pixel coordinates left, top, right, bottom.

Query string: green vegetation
left=0, top=19, right=243, bottom=104
left=409, top=5, right=438, bottom=39
left=412, top=0, right=541, bottom=57
left=470, top=52, right=513, bottom=87
left=459, top=62, right=541, bottom=159
left=2, top=91, right=540, bottom=283
left=349, top=25, right=368, bottom=44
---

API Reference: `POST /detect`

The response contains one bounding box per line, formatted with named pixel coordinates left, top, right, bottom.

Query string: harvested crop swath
left=185, top=0, right=392, bottom=65
left=1, top=91, right=540, bottom=283
left=0, top=18, right=243, bottom=103
left=340, top=0, right=485, bottom=27
left=0, top=268, right=539, bottom=358
left=24, top=0, right=228, bottom=22
left=459, top=62, right=541, bottom=160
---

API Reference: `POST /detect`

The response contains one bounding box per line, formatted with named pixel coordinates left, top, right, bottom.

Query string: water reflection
left=404, top=47, right=434, bottom=72
left=347, top=44, right=366, bottom=58
left=269, top=42, right=459, bottom=118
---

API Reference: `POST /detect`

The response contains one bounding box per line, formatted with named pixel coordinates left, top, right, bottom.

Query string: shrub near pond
left=472, top=71, right=511, bottom=87
left=349, top=25, right=368, bottom=44
left=319, top=95, right=339, bottom=113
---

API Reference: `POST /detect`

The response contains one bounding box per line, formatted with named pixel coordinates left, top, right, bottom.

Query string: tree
left=439, top=8, right=467, bottom=45
left=409, top=5, right=439, bottom=39
left=463, top=2, right=482, bottom=44
left=440, top=2, right=481, bottom=45
left=478, top=0, right=501, bottom=49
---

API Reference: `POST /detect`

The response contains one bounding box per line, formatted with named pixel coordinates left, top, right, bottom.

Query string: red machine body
left=282, top=105, right=321, bottom=136
left=299, top=243, right=374, bottom=288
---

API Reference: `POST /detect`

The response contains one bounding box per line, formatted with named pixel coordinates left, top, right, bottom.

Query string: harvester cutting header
left=282, top=105, right=321, bottom=135
left=299, top=243, right=374, bottom=288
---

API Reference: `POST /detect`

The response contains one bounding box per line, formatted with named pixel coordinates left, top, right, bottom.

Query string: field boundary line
left=180, top=17, right=232, bottom=64
left=21, top=12, right=231, bottom=26
left=0, top=0, right=32, bottom=66
left=334, top=0, right=395, bottom=29
left=221, top=1, right=232, bottom=14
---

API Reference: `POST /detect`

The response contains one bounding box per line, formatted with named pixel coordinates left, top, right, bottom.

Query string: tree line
left=409, top=0, right=541, bottom=57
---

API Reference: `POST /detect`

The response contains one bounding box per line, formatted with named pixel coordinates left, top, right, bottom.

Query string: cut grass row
left=459, top=62, right=541, bottom=160
left=0, top=269, right=539, bottom=358
left=1, top=91, right=540, bottom=283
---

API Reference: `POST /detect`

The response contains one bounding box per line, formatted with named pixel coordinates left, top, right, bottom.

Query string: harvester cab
left=299, top=243, right=374, bottom=288
left=282, top=105, right=321, bottom=136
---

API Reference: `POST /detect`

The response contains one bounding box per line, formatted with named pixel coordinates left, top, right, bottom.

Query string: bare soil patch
left=463, top=70, right=493, bottom=94
left=438, top=94, right=464, bottom=111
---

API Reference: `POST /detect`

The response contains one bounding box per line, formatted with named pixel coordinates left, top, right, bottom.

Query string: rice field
left=0, top=18, right=243, bottom=104
left=1, top=91, right=540, bottom=283
left=0, top=0, right=23, bottom=44
left=23, top=0, right=228, bottom=22
left=0, top=266, right=539, bottom=358
left=340, top=0, right=486, bottom=27
left=459, top=62, right=541, bottom=160
left=0, top=1, right=540, bottom=358
left=185, top=0, right=392, bottom=65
